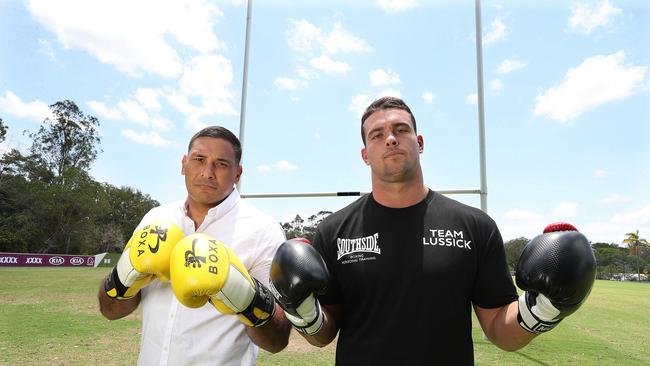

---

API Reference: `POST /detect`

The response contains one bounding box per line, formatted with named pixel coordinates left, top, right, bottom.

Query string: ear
left=417, top=135, right=424, bottom=153
left=361, top=147, right=369, bottom=165
left=235, top=164, right=243, bottom=183
left=181, top=155, right=187, bottom=175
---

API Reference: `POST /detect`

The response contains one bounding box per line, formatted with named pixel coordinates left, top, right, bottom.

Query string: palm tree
left=623, top=230, right=649, bottom=281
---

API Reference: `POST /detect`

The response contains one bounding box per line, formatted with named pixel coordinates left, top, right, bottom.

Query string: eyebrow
left=189, top=151, right=233, bottom=164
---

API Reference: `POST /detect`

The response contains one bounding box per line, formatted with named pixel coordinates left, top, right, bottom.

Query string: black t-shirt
left=312, top=190, right=517, bottom=366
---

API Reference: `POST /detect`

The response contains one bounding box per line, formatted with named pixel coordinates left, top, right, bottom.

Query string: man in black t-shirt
left=268, top=97, right=593, bottom=365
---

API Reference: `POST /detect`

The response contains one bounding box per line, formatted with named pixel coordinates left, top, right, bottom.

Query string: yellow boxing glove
left=105, top=220, right=184, bottom=299
left=170, top=233, right=275, bottom=327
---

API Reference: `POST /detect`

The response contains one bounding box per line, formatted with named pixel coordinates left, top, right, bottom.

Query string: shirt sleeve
left=248, top=221, right=286, bottom=287
left=471, top=222, right=518, bottom=308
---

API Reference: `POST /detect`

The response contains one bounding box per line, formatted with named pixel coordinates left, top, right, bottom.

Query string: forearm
left=97, top=282, right=140, bottom=320
left=246, top=304, right=291, bottom=353
left=476, top=301, right=536, bottom=351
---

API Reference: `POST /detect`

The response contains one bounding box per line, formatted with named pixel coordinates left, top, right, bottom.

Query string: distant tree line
left=280, top=211, right=333, bottom=242
left=0, top=101, right=158, bottom=255
left=504, top=236, right=650, bottom=281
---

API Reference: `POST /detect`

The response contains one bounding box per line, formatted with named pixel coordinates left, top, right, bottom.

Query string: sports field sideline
left=0, top=267, right=648, bottom=365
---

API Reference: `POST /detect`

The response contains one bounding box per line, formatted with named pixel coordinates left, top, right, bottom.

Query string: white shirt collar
left=183, top=186, right=241, bottom=221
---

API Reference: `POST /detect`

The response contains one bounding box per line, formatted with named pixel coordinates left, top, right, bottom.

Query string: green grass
left=1, top=268, right=648, bottom=365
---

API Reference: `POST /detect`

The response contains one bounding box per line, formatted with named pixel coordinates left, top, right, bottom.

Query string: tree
left=28, top=100, right=101, bottom=177
left=280, top=211, right=332, bottom=242
left=0, top=118, right=7, bottom=144
left=504, top=237, right=529, bottom=271
left=623, top=230, right=649, bottom=281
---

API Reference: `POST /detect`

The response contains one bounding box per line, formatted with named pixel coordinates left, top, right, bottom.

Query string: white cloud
left=594, top=169, right=609, bottom=178
left=287, top=19, right=322, bottom=55
left=121, top=129, right=173, bottom=147
left=349, top=90, right=402, bottom=118
left=466, top=93, right=478, bottom=105
left=377, top=0, right=417, bottom=13
left=600, top=194, right=631, bottom=204
left=27, top=0, right=224, bottom=78
left=534, top=51, right=647, bottom=123
left=275, top=77, right=308, bottom=91
left=369, top=68, right=400, bottom=87
left=551, top=202, right=579, bottom=219
left=281, top=19, right=371, bottom=90
left=38, top=39, right=56, bottom=61
left=583, top=203, right=650, bottom=244
left=569, top=0, right=623, bottom=35
left=179, top=55, right=235, bottom=104
left=118, top=100, right=150, bottom=125
left=498, top=59, right=527, bottom=74
left=611, top=204, right=650, bottom=227
left=0, top=91, right=51, bottom=122
left=87, top=101, right=123, bottom=120
left=287, top=19, right=371, bottom=57
left=256, top=160, right=298, bottom=173
left=309, top=55, right=351, bottom=75
left=499, top=209, right=545, bottom=241
left=490, top=79, right=504, bottom=93
left=483, top=17, right=509, bottom=46
left=256, top=164, right=272, bottom=173
left=134, top=88, right=162, bottom=111
left=501, top=203, right=650, bottom=244
left=349, top=93, right=374, bottom=118
left=422, top=92, right=436, bottom=104
left=165, top=54, right=238, bottom=129
left=321, top=22, right=372, bottom=55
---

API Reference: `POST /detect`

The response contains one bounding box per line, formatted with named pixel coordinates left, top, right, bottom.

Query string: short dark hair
left=360, top=96, right=417, bottom=145
left=188, top=126, right=242, bottom=164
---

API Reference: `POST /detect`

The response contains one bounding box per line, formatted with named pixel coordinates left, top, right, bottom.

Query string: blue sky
left=1, top=0, right=648, bottom=244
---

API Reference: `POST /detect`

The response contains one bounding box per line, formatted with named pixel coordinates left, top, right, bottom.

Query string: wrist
left=517, top=292, right=561, bottom=334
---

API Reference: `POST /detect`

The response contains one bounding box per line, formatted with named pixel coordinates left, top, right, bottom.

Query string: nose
left=385, top=133, right=398, bottom=147
left=200, top=163, right=216, bottom=179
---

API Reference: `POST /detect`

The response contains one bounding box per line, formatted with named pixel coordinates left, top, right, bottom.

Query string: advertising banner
left=0, top=253, right=95, bottom=267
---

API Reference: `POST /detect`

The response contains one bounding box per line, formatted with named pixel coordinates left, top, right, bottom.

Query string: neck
left=371, top=171, right=428, bottom=208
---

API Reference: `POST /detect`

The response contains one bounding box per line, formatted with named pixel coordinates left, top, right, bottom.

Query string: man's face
left=361, top=108, right=423, bottom=183
left=182, top=136, right=242, bottom=210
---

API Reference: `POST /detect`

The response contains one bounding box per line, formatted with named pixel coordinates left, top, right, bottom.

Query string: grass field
left=1, top=267, right=648, bottom=365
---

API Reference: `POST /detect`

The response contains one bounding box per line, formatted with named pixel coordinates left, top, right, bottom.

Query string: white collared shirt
left=135, top=188, right=285, bottom=366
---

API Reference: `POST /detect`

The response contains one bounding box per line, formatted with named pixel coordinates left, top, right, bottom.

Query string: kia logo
left=70, top=257, right=84, bottom=265
left=49, top=256, right=65, bottom=265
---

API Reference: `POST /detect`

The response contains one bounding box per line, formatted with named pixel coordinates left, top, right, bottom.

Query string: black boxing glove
left=515, top=222, right=596, bottom=333
left=269, top=239, right=329, bottom=335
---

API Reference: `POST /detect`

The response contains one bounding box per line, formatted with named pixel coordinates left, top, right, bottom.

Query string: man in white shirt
left=98, top=126, right=290, bottom=365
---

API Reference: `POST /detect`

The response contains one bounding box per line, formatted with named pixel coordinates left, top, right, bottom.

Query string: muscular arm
left=246, top=303, right=291, bottom=353
left=300, top=304, right=341, bottom=347
left=474, top=301, right=536, bottom=351
left=97, top=280, right=140, bottom=320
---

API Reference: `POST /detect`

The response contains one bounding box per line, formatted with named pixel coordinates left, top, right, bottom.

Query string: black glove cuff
left=517, top=293, right=562, bottom=334
left=239, top=278, right=276, bottom=327
left=104, top=267, right=129, bottom=299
